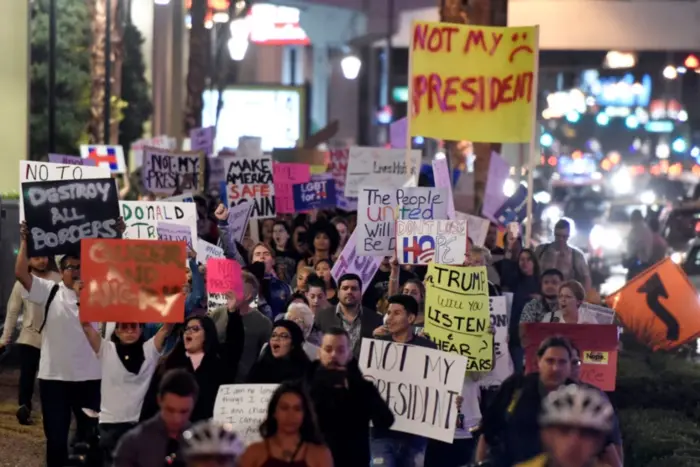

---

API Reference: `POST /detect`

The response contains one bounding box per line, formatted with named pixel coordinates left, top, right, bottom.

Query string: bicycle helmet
left=539, top=384, right=614, bottom=433
left=182, top=420, right=245, bottom=458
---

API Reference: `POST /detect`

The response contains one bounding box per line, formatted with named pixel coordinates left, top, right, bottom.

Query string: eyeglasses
left=559, top=294, right=576, bottom=300
left=184, top=325, right=202, bottom=334
left=270, top=332, right=291, bottom=340
left=572, top=359, right=582, bottom=367
left=63, top=265, right=81, bottom=271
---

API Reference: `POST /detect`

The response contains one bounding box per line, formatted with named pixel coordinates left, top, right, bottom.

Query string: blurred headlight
left=671, top=252, right=685, bottom=264
left=640, top=190, right=656, bottom=205
left=590, top=225, right=623, bottom=250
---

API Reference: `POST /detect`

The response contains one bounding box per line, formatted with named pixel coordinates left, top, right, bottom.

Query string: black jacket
left=314, top=305, right=384, bottom=358
left=306, top=359, right=394, bottom=467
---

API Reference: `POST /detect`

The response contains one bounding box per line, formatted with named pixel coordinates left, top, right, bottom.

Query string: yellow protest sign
left=409, top=22, right=538, bottom=143
left=424, top=263, right=493, bottom=371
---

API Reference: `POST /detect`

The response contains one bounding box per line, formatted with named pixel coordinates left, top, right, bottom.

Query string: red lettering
left=428, top=74, right=445, bottom=111
left=412, top=75, right=428, bottom=116
left=412, top=24, right=429, bottom=51
left=443, top=77, right=460, bottom=112
left=460, top=77, right=481, bottom=111
left=413, top=24, right=460, bottom=52
left=464, top=30, right=487, bottom=53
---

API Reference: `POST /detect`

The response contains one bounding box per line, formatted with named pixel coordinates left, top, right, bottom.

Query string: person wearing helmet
left=516, top=384, right=615, bottom=467
left=183, top=420, right=245, bottom=467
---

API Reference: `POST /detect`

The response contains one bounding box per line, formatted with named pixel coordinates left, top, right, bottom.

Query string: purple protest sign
left=331, top=229, right=381, bottom=295
left=157, top=222, right=193, bottom=249
left=389, top=118, right=407, bottom=149
left=227, top=201, right=252, bottom=243
left=49, top=154, right=97, bottom=166
left=481, top=151, right=511, bottom=221
left=431, top=158, right=455, bottom=219
left=190, top=126, right=215, bottom=156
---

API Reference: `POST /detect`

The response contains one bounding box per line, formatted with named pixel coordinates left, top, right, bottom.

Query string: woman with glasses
left=80, top=320, right=173, bottom=465
left=141, top=294, right=245, bottom=423
left=543, top=280, right=597, bottom=324
left=247, top=320, right=311, bottom=384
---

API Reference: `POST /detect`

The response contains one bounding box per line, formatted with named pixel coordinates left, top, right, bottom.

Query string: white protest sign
left=208, top=293, right=228, bottom=313
left=19, top=161, right=111, bottom=222
left=432, top=158, right=455, bottom=219
left=132, top=135, right=177, bottom=168
left=237, top=136, right=263, bottom=158
left=197, top=238, right=225, bottom=265
left=213, top=384, right=278, bottom=446
left=455, top=212, right=490, bottom=247
left=479, top=297, right=514, bottom=388
left=228, top=202, right=253, bottom=243
left=398, top=187, right=449, bottom=220
left=396, top=219, right=467, bottom=265
left=224, top=156, right=275, bottom=219
left=359, top=339, right=468, bottom=443
left=331, top=229, right=382, bottom=294
left=345, top=147, right=421, bottom=197
left=163, top=192, right=195, bottom=203
left=79, top=144, right=127, bottom=174
left=157, top=222, right=193, bottom=250
left=119, top=201, right=197, bottom=245
left=142, top=148, right=204, bottom=195
left=580, top=303, right=616, bottom=324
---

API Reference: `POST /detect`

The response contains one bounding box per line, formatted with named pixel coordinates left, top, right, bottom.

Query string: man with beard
left=519, top=269, right=564, bottom=329
left=306, top=328, right=394, bottom=467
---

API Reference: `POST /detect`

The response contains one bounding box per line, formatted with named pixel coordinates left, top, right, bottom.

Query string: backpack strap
left=39, top=284, right=60, bottom=333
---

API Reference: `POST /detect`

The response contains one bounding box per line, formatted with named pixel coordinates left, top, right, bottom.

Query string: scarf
left=111, top=333, right=146, bottom=375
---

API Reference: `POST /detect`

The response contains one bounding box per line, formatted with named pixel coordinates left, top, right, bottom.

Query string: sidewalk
left=0, top=369, right=43, bottom=467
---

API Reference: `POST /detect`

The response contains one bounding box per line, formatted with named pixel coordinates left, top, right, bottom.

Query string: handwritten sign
left=273, top=162, right=311, bottom=214
left=208, top=293, right=227, bottom=313
left=359, top=338, right=467, bottom=442
left=190, top=126, right=215, bottom=155
left=80, top=238, right=186, bottom=323
left=292, top=175, right=337, bottom=211
left=80, top=144, right=127, bottom=174
left=119, top=201, right=198, bottom=245
left=225, top=156, right=275, bottom=219
left=345, top=147, right=421, bottom=197
left=49, top=154, right=96, bottom=166
left=410, top=22, right=538, bottom=143
left=22, top=178, right=120, bottom=258
left=131, top=135, right=177, bottom=168
left=19, top=161, right=111, bottom=222
left=228, top=201, right=253, bottom=244
left=523, top=323, right=618, bottom=391
left=396, top=220, right=467, bottom=265
left=213, top=384, right=278, bottom=446
left=197, top=238, right=225, bottom=266
left=206, top=258, right=243, bottom=299
left=479, top=297, right=514, bottom=387
left=331, top=229, right=382, bottom=295
left=431, top=158, right=455, bottom=219
left=142, top=148, right=205, bottom=195
left=424, top=264, right=493, bottom=372
left=330, top=148, right=357, bottom=211
left=157, top=222, right=192, bottom=250
left=163, top=193, right=195, bottom=203
left=399, top=187, right=449, bottom=220
left=455, top=212, right=490, bottom=247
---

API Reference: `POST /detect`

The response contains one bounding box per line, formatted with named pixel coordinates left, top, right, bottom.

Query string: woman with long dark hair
left=247, top=320, right=311, bottom=384
left=272, top=221, right=300, bottom=284
left=239, top=382, right=333, bottom=467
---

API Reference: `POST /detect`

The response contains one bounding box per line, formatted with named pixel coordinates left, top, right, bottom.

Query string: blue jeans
left=371, top=437, right=427, bottom=467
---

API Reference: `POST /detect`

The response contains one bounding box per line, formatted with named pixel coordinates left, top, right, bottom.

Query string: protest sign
left=119, top=201, right=198, bottom=245
left=190, top=126, right=215, bottom=155
left=523, top=323, right=618, bottom=391
left=389, top=118, right=407, bottom=149
left=409, top=23, right=538, bottom=143
left=80, top=144, right=127, bottom=174
left=396, top=220, right=467, bottom=265
left=225, top=156, right=275, bottom=219
left=424, top=264, right=493, bottom=371
left=331, top=229, right=382, bottom=294
left=237, top=136, right=263, bottom=158
left=398, top=187, right=449, bottom=220
left=131, top=135, right=177, bottom=168
left=345, top=147, right=421, bottom=197
left=157, top=222, right=192, bottom=249
left=228, top=201, right=253, bottom=243
left=79, top=238, right=186, bottom=323
left=479, top=297, right=514, bottom=388
left=22, top=178, right=120, bottom=258
left=214, top=385, right=278, bottom=445
left=330, top=148, right=357, bottom=211
left=359, top=338, right=467, bottom=443
left=607, top=258, right=700, bottom=350
left=293, top=175, right=337, bottom=211
left=273, top=162, right=311, bottom=214
left=19, top=160, right=111, bottom=222
left=208, top=157, right=227, bottom=190
left=142, top=148, right=205, bottom=195
left=49, top=154, right=96, bottom=166
left=481, top=152, right=511, bottom=220
left=455, top=212, right=490, bottom=247
left=197, top=238, right=225, bottom=265
left=493, top=184, right=529, bottom=225
left=431, top=158, right=455, bottom=219
left=206, top=258, right=243, bottom=299
left=453, top=172, right=475, bottom=214
left=579, top=303, right=616, bottom=324
left=163, top=192, right=195, bottom=203
left=208, top=293, right=228, bottom=313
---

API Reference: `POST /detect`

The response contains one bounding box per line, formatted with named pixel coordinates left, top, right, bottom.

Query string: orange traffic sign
left=607, top=258, right=700, bottom=350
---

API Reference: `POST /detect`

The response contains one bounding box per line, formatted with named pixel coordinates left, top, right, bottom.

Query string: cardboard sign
left=607, top=258, right=700, bottom=350
left=359, top=338, right=468, bottom=443
left=225, top=156, right=275, bottom=219
left=431, top=158, right=455, bottom=219
left=19, top=161, right=111, bottom=222
left=345, top=147, right=421, bottom=197
left=22, top=178, right=120, bottom=258
left=331, top=229, right=382, bottom=295
left=214, top=385, right=278, bottom=445
left=206, top=258, right=243, bottom=299
left=119, top=201, right=198, bottom=245
left=410, top=23, right=538, bottom=143
left=142, top=148, right=205, bottom=195
left=157, top=222, right=192, bottom=250
left=479, top=297, right=514, bottom=388
left=49, top=154, right=97, bottom=166
left=523, top=323, right=618, bottom=391
left=396, top=220, right=467, bottom=265
left=79, top=238, right=187, bottom=323
left=292, top=175, right=337, bottom=211
left=273, top=162, right=311, bottom=214
left=455, top=212, right=490, bottom=247
left=424, top=264, right=493, bottom=372
left=197, top=238, right=225, bottom=266
left=80, top=144, right=127, bottom=174
left=190, top=126, right=215, bottom=155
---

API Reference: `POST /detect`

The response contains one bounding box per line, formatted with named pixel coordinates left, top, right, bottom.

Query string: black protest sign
left=142, top=147, right=205, bottom=195
left=22, top=178, right=121, bottom=257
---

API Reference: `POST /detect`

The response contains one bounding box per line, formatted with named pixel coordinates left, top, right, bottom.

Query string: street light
left=341, top=54, right=362, bottom=80
left=228, top=17, right=249, bottom=61
left=154, top=0, right=171, bottom=4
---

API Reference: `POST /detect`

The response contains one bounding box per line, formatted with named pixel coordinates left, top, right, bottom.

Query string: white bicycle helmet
left=183, top=420, right=245, bottom=458
left=540, top=384, right=615, bottom=433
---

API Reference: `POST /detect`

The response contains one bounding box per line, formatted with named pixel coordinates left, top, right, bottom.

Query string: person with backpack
left=535, top=219, right=592, bottom=291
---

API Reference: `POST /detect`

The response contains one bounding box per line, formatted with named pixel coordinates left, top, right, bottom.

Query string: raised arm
left=15, top=222, right=33, bottom=292
left=153, top=323, right=175, bottom=353
left=81, top=322, right=102, bottom=355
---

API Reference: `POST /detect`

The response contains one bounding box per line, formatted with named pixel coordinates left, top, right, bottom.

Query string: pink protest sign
left=431, top=158, right=455, bottom=219
left=206, top=258, right=243, bottom=299
left=273, top=163, right=311, bottom=213
left=331, top=229, right=381, bottom=295
left=481, top=151, right=511, bottom=221
left=390, top=118, right=407, bottom=149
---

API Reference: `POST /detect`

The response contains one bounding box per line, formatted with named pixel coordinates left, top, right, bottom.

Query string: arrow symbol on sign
left=637, top=272, right=679, bottom=341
